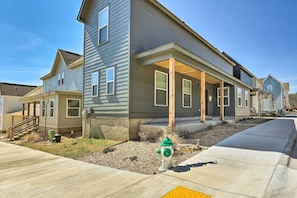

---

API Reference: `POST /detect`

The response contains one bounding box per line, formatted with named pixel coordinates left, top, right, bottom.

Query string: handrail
left=8, top=116, right=39, bottom=140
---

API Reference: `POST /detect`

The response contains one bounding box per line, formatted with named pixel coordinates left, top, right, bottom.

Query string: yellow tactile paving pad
left=162, top=186, right=212, bottom=198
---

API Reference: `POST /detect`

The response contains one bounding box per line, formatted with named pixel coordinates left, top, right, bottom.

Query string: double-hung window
left=42, top=100, right=46, bottom=117
left=58, top=72, right=64, bottom=85
left=91, top=72, right=99, bottom=97
left=49, top=99, right=54, bottom=118
left=98, top=6, right=109, bottom=45
left=106, top=67, right=115, bottom=95
left=67, top=99, right=80, bottom=117
left=237, top=87, right=242, bottom=107
left=217, top=87, right=229, bottom=107
left=155, top=70, right=168, bottom=106
left=267, top=85, right=273, bottom=92
left=245, top=90, right=249, bottom=107
left=182, top=79, right=192, bottom=108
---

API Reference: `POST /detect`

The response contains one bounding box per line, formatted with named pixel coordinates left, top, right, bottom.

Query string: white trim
left=237, top=87, right=242, bottom=107
left=66, top=98, right=81, bottom=118
left=245, top=90, right=249, bottom=108
left=41, top=100, right=46, bottom=117
left=106, top=67, right=115, bottom=95
left=91, top=71, right=99, bottom=97
left=49, top=99, right=55, bottom=118
left=217, top=87, right=230, bottom=107
left=154, top=70, right=168, bottom=107
left=182, top=78, right=192, bottom=108
left=98, top=6, right=109, bottom=45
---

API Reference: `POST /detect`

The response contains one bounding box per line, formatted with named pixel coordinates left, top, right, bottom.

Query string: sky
left=0, top=0, right=297, bottom=93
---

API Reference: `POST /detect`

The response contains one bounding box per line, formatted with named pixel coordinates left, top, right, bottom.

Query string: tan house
left=20, top=49, right=83, bottom=136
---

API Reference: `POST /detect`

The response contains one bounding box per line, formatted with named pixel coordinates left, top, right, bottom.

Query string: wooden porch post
left=220, top=80, right=225, bottom=121
left=200, top=71, right=206, bottom=123
left=168, top=57, right=176, bottom=127
left=27, top=103, right=30, bottom=117
left=22, top=103, right=25, bottom=120
left=33, top=102, right=36, bottom=117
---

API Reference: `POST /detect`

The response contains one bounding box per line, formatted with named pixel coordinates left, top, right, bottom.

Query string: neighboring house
left=250, top=78, right=264, bottom=115
left=262, top=74, right=288, bottom=114
left=21, top=49, right=83, bottom=135
left=0, top=82, right=36, bottom=131
left=77, top=0, right=252, bottom=140
left=282, top=83, right=290, bottom=110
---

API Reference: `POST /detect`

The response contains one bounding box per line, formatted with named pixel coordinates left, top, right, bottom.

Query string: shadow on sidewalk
left=169, top=161, right=218, bottom=173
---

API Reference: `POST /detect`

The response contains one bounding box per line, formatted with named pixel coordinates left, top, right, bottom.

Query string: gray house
left=77, top=0, right=252, bottom=140
left=262, top=74, right=288, bottom=114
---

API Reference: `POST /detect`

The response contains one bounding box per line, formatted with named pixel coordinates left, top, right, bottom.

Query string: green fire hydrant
left=157, top=137, right=174, bottom=171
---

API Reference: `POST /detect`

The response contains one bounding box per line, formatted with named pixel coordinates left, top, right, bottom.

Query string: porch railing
left=7, top=116, right=39, bottom=140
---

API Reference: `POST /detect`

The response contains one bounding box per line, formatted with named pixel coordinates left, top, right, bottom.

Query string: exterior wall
left=38, top=95, right=58, bottom=132
left=83, top=0, right=130, bottom=116
left=43, top=56, right=83, bottom=93
left=234, top=85, right=250, bottom=117
left=213, top=84, right=235, bottom=117
left=1, top=96, right=23, bottom=130
left=130, top=0, right=234, bottom=119
left=263, top=76, right=282, bottom=111
left=240, top=70, right=252, bottom=87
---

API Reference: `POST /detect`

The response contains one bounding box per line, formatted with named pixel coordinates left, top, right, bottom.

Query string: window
left=155, top=70, right=168, bottom=106
left=67, top=99, right=80, bottom=117
left=92, top=72, right=99, bottom=97
left=106, top=67, right=115, bottom=95
left=217, top=87, right=229, bottom=107
left=182, top=79, right=192, bottom=108
left=58, top=72, right=65, bottom=85
left=49, top=99, right=54, bottom=118
left=245, top=90, right=249, bottom=107
left=42, top=100, right=46, bottom=117
left=237, top=87, right=242, bottom=107
left=98, top=6, right=109, bottom=45
left=267, top=85, right=273, bottom=92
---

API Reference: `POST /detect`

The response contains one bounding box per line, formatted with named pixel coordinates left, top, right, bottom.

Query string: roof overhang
left=68, top=57, right=83, bottom=69
left=135, top=42, right=252, bottom=89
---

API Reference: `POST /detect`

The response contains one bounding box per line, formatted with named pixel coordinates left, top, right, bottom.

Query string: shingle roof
left=58, top=49, right=82, bottom=66
left=0, top=82, right=37, bottom=96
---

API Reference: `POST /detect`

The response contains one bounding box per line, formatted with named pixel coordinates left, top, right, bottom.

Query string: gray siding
left=129, top=0, right=234, bottom=118
left=240, top=70, right=252, bottom=87
left=263, top=76, right=283, bottom=110
left=83, top=0, right=130, bottom=117
left=213, top=84, right=235, bottom=116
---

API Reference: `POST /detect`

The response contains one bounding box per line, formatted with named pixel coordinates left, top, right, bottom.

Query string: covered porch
left=135, top=42, right=239, bottom=128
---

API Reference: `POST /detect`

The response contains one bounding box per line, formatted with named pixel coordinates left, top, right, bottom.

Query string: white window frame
left=106, top=67, right=115, bottom=95
left=58, top=73, right=61, bottom=85
left=237, top=87, right=242, bottom=107
left=61, top=72, right=64, bottom=85
left=98, top=6, right=109, bottom=45
left=66, top=98, right=80, bottom=118
left=49, top=99, right=54, bottom=118
left=91, top=72, right=99, bottom=97
left=245, top=90, right=249, bottom=108
left=217, top=87, right=230, bottom=107
left=154, top=70, right=168, bottom=107
left=267, top=85, right=273, bottom=92
left=41, top=100, right=46, bottom=117
left=182, top=78, right=192, bottom=108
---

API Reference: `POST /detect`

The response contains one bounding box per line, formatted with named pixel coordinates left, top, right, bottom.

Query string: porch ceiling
left=155, top=60, right=221, bottom=84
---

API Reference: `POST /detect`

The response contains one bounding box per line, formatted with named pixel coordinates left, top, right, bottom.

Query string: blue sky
left=1, top=0, right=296, bottom=93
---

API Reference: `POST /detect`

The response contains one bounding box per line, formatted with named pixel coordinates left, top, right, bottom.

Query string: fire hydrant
left=157, top=137, right=174, bottom=171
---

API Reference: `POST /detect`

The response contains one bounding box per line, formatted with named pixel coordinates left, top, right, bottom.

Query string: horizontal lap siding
left=129, top=0, right=233, bottom=118
left=83, top=0, right=130, bottom=117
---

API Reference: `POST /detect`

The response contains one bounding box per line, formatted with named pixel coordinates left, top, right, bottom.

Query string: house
left=20, top=49, right=83, bottom=135
left=77, top=0, right=252, bottom=140
left=262, top=74, right=289, bottom=115
left=0, top=82, right=36, bottom=132
left=283, top=83, right=290, bottom=110
left=222, top=52, right=264, bottom=116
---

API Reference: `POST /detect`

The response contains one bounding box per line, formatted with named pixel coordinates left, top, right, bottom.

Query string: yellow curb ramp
left=162, top=186, right=212, bottom=198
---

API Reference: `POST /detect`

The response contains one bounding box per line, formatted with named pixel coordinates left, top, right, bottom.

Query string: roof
left=77, top=0, right=235, bottom=66
left=0, top=82, right=37, bottom=97
left=40, top=49, right=82, bottom=80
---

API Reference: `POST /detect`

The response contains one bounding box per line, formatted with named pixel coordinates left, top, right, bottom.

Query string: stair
left=8, top=116, right=39, bottom=141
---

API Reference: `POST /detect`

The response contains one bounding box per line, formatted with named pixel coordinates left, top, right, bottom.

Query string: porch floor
left=139, top=116, right=235, bottom=134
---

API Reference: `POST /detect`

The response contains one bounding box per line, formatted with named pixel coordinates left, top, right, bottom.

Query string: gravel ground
left=77, top=118, right=270, bottom=175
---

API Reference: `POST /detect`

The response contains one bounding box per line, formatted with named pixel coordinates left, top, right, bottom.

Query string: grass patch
left=18, top=137, right=120, bottom=159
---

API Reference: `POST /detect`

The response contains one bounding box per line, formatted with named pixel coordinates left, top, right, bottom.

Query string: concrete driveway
left=1, top=118, right=297, bottom=197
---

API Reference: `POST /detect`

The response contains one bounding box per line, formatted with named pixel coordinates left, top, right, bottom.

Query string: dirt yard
left=77, top=118, right=270, bottom=175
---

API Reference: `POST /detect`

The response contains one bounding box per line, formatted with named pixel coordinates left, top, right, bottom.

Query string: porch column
left=27, top=103, right=30, bottom=117
left=33, top=102, right=36, bottom=117
left=22, top=103, right=25, bottom=120
left=200, top=71, right=206, bottom=123
left=220, top=80, right=225, bottom=121
left=168, top=57, right=176, bottom=127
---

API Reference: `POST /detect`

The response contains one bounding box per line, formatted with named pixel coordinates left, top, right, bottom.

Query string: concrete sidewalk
left=1, top=118, right=297, bottom=198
